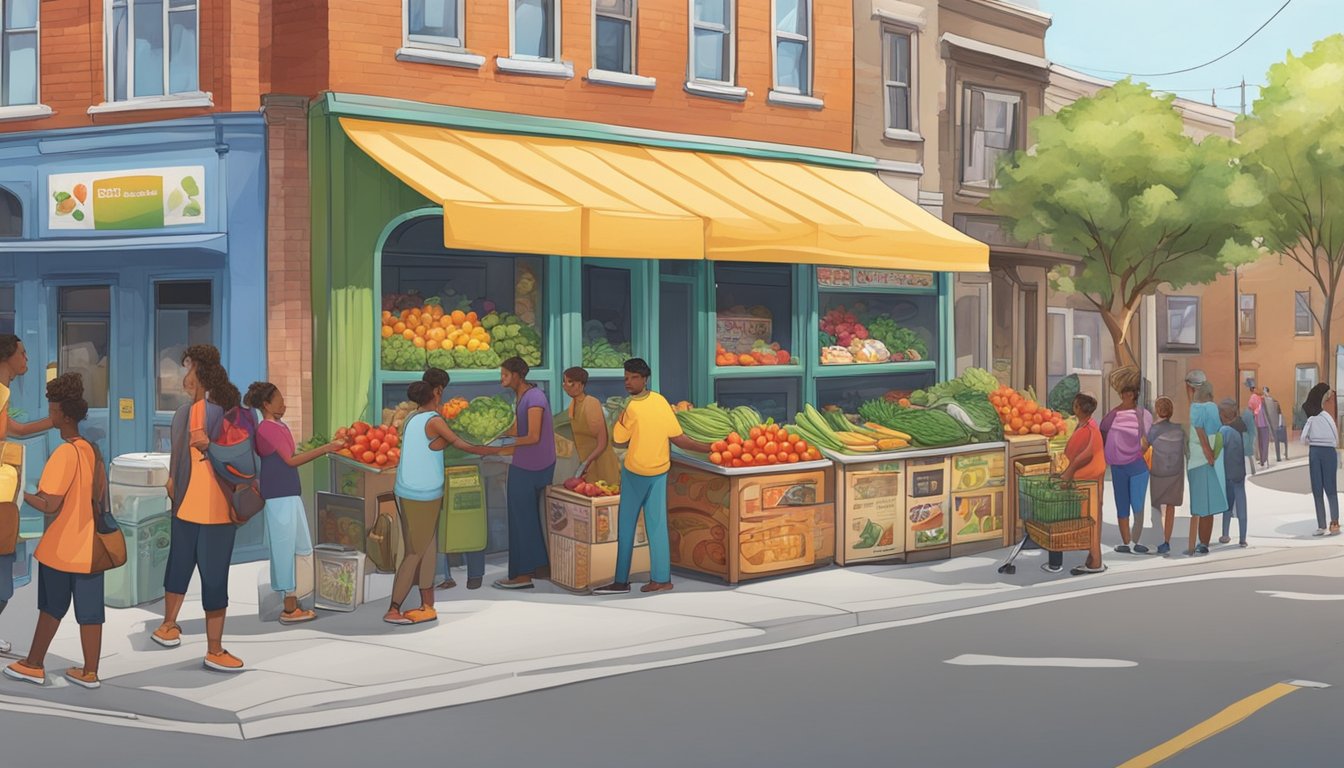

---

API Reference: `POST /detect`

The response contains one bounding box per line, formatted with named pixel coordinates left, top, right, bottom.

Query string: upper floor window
left=1238, top=293, right=1256, bottom=339
left=108, top=0, right=199, bottom=101
left=883, top=30, right=912, bottom=134
left=407, top=0, right=464, bottom=50
left=772, top=0, right=809, bottom=94
left=1160, top=294, right=1200, bottom=352
left=1, top=0, right=38, bottom=107
left=594, top=0, right=635, bottom=74
left=691, top=0, right=733, bottom=84
left=1296, top=290, right=1314, bottom=335
left=962, top=86, right=1020, bottom=188
left=513, top=0, right=558, bottom=61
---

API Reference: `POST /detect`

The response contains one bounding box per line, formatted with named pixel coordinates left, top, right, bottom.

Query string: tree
left=1238, top=35, right=1344, bottom=376
left=990, top=80, right=1261, bottom=371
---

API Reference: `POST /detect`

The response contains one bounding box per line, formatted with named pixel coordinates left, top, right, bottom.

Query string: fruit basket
left=1019, top=476, right=1091, bottom=551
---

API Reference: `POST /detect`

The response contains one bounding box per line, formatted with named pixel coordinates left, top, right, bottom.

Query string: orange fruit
left=467, top=311, right=478, bottom=323
left=427, top=339, right=441, bottom=351
left=402, top=329, right=415, bottom=340
left=710, top=452, right=723, bottom=465
left=413, top=337, right=426, bottom=348
left=393, top=322, right=407, bottom=333
left=451, top=310, right=467, bottom=324
left=381, top=326, right=393, bottom=338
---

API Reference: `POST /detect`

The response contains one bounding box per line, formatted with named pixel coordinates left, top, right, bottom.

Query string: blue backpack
left=204, top=405, right=265, bottom=525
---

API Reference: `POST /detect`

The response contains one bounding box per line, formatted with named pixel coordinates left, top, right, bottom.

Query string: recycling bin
left=104, top=453, right=172, bottom=608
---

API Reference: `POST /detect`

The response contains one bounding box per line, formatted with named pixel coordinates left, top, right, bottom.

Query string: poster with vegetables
left=843, top=470, right=904, bottom=561
left=47, top=166, right=205, bottom=230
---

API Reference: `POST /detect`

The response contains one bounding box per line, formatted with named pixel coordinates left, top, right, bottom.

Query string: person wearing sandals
left=386, top=377, right=491, bottom=625
left=1142, top=397, right=1187, bottom=556
left=1099, top=383, right=1153, bottom=554
left=245, top=382, right=343, bottom=624
left=1047, top=394, right=1107, bottom=576
left=490, top=357, right=557, bottom=591
left=151, top=346, right=246, bottom=672
left=4, top=374, right=105, bottom=689
left=1299, top=382, right=1341, bottom=537
left=1184, top=370, right=1227, bottom=556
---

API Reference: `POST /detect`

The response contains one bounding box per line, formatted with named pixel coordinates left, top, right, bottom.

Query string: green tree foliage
left=990, top=80, right=1261, bottom=368
left=1238, top=34, right=1344, bottom=373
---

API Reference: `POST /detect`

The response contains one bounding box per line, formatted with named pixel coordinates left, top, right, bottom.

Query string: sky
left=1035, top=0, right=1344, bottom=111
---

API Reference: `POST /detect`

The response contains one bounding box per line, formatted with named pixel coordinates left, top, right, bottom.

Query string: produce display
left=334, top=421, right=401, bottom=469
left=990, top=385, right=1068, bottom=438
left=447, top=396, right=515, bottom=444
left=582, top=338, right=630, bottom=369
left=1048, top=374, right=1081, bottom=413
left=908, top=368, right=999, bottom=405
left=296, top=434, right=329, bottom=453
left=857, top=401, right=970, bottom=448
left=865, top=316, right=927, bottom=361
left=715, top=341, right=792, bottom=367
left=318, top=558, right=357, bottom=608
left=562, top=477, right=619, bottom=497
left=441, top=397, right=469, bottom=421
left=706, top=422, right=821, bottom=468
left=481, top=311, right=542, bottom=367
left=819, top=305, right=927, bottom=364
left=791, top=404, right=911, bottom=454
left=379, top=300, right=542, bottom=370
left=676, top=405, right=767, bottom=445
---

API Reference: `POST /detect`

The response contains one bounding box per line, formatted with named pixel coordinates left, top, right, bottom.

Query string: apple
left=563, top=477, right=582, bottom=491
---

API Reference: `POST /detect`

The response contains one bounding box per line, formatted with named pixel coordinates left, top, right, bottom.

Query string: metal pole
left=1240, top=78, right=1247, bottom=115
left=1234, top=266, right=1241, bottom=409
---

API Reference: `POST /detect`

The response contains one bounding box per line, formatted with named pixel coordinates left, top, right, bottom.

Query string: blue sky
left=1036, top=0, right=1344, bottom=110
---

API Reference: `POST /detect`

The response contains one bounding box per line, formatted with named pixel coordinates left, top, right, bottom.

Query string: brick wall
left=263, top=95, right=314, bottom=440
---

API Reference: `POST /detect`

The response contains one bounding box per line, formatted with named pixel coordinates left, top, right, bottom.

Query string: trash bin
left=105, top=453, right=172, bottom=608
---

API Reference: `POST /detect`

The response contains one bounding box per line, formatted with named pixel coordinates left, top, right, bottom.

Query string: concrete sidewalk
left=0, top=464, right=1336, bottom=740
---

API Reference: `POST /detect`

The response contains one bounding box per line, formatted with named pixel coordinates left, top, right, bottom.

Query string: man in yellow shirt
left=594, top=359, right=710, bottom=595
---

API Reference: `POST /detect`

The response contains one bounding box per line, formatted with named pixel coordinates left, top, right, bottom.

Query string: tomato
left=1030, top=424, right=1042, bottom=434
left=361, top=451, right=376, bottom=464
left=727, top=432, right=742, bottom=445
left=727, top=444, right=743, bottom=458
left=369, top=439, right=382, bottom=452
left=387, top=448, right=400, bottom=462
left=353, top=422, right=371, bottom=436
left=805, top=448, right=821, bottom=461
left=754, top=452, right=768, bottom=464
left=795, top=440, right=809, bottom=453
left=788, top=453, right=800, bottom=463
left=741, top=453, right=755, bottom=465
left=749, top=427, right=763, bottom=440
left=732, top=458, right=744, bottom=468
left=767, top=455, right=779, bottom=464
left=711, top=440, right=727, bottom=454
left=777, top=451, right=790, bottom=463
left=763, top=441, right=779, bottom=454
left=1040, top=422, right=1057, bottom=437
left=384, top=433, right=399, bottom=447
left=353, top=435, right=370, bottom=448
left=710, top=452, right=724, bottom=465
left=375, top=454, right=388, bottom=466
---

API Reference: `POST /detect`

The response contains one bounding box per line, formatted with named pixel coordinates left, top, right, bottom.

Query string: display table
left=544, top=486, right=649, bottom=593
left=667, top=453, right=836, bottom=585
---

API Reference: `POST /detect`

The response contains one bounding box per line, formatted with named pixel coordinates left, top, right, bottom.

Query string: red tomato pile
left=990, top=386, right=1066, bottom=437
left=708, top=424, right=821, bottom=468
left=335, top=421, right=401, bottom=468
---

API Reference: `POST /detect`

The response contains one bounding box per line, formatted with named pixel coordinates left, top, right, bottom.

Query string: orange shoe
left=65, top=667, right=101, bottom=689
left=151, top=623, right=182, bottom=648
left=403, top=606, right=438, bottom=624
left=4, top=661, right=44, bottom=686
left=203, top=650, right=245, bottom=673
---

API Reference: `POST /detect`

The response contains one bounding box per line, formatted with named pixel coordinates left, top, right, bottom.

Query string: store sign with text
left=817, top=267, right=935, bottom=289
left=47, top=166, right=206, bottom=230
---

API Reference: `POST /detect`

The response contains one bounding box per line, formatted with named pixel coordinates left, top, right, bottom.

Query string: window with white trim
left=107, top=0, right=199, bottom=102
left=962, top=86, right=1020, bottom=188
left=513, top=0, right=559, bottom=61
left=1160, top=294, right=1200, bottom=352
left=594, top=0, right=635, bottom=74
left=691, top=0, right=733, bottom=84
left=773, top=0, right=809, bottom=94
left=406, top=0, right=464, bottom=50
left=883, top=29, right=912, bottom=133
left=1, top=0, right=38, bottom=107
left=1295, top=290, right=1314, bottom=335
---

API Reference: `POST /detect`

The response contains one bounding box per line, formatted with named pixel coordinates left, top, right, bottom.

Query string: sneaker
left=1040, top=563, right=1063, bottom=574
left=1219, top=536, right=1231, bottom=544
left=1114, top=545, right=1132, bottom=554
left=1314, top=529, right=1329, bottom=537
left=492, top=577, right=535, bottom=590
left=1239, top=541, right=1249, bottom=548
left=1133, top=544, right=1151, bottom=554
left=3, top=661, right=43, bottom=686
left=1070, top=564, right=1108, bottom=575
left=1195, top=544, right=1210, bottom=555
left=467, top=577, right=483, bottom=590
left=65, top=668, right=100, bottom=690
left=203, top=650, right=245, bottom=673
left=640, top=581, right=674, bottom=593
left=0, top=638, right=10, bottom=654
left=592, top=582, right=631, bottom=595
left=383, top=609, right=413, bottom=626
left=278, top=609, right=317, bottom=625
left=1157, top=542, right=1171, bottom=556
left=151, top=623, right=182, bottom=648
left=403, top=606, right=438, bottom=624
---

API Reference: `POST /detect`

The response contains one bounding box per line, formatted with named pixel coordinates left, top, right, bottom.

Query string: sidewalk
left=0, top=463, right=1336, bottom=740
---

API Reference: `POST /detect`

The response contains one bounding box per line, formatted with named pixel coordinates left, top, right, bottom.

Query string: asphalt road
left=0, top=564, right=1340, bottom=767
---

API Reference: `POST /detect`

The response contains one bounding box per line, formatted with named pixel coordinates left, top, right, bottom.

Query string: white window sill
left=88, top=92, right=214, bottom=115
left=396, top=47, right=485, bottom=70
left=585, top=69, right=657, bottom=90
left=767, top=90, right=823, bottom=109
left=496, top=57, right=574, bottom=79
left=0, top=104, right=53, bottom=122
left=684, top=80, right=747, bottom=102
left=884, top=128, right=924, bottom=143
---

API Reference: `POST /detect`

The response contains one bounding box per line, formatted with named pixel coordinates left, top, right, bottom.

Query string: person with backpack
left=245, top=382, right=343, bottom=624
left=150, top=346, right=247, bottom=672
left=1141, top=397, right=1187, bottom=556
left=4, top=374, right=105, bottom=689
left=1099, top=383, right=1153, bottom=554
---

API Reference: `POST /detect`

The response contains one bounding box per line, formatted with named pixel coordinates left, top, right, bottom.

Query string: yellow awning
left=340, top=117, right=988, bottom=272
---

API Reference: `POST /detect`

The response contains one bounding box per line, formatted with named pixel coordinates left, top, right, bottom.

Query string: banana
left=843, top=445, right=879, bottom=453
left=834, top=432, right=879, bottom=447
left=864, top=422, right=912, bottom=440
left=876, top=437, right=910, bottom=451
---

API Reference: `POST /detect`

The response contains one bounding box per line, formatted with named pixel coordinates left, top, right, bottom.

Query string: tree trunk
left=1099, top=305, right=1140, bottom=371
left=1322, top=300, right=1334, bottom=394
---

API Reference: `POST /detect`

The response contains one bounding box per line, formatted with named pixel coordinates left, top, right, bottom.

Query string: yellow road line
left=1117, top=682, right=1302, bottom=768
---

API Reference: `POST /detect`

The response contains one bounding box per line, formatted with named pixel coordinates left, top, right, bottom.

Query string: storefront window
left=818, top=287, right=938, bottom=365
left=380, top=217, right=544, bottom=372
left=581, top=262, right=632, bottom=370
left=0, top=285, right=14, bottom=334
left=58, top=286, right=110, bottom=409
left=659, top=280, right=694, bottom=406
left=714, top=263, right=794, bottom=368
left=381, top=380, right=535, bottom=415
left=713, top=376, right=798, bottom=425
left=815, top=371, right=937, bottom=414
left=154, top=281, right=213, bottom=412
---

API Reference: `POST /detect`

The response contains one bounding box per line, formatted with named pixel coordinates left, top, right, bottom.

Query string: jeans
left=1256, top=429, right=1270, bottom=465
left=1110, top=459, right=1150, bottom=520
left=438, top=551, right=485, bottom=581
left=1221, top=479, right=1248, bottom=543
left=615, top=468, right=670, bottom=584
left=506, top=464, right=554, bottom=579
left=1308, top=445, right=1340, bottom=528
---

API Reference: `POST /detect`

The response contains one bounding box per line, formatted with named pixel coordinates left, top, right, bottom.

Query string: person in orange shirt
left=3, top=374, right=104, bottom=689
left=1042, top=393, right=1107, bottom=576
left=149, top=345, right=246, bottom=673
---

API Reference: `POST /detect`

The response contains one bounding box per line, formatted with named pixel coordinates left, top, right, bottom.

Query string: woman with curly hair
left=150, top=345, right=246, bottom=672
left=4, top=374, right=105, bottom=689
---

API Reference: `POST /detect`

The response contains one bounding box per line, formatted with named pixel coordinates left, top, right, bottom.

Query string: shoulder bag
left=80, top=439, right=127, bottom=573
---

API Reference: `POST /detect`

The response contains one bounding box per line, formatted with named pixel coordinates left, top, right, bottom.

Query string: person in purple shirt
left=489, top=357, right=556, bottom=590
left=1100, top=383, right=1154, bottom=554
left=245, top=382, right=344, bottom=624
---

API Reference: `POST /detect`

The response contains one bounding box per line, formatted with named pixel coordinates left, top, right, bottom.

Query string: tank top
left=394, top=411, right=445, bottom=502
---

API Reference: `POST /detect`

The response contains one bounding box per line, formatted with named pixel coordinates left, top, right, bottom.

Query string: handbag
left=79, top=440, right=127, bottom=573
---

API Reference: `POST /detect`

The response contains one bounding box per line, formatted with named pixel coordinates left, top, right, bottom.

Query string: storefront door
left=659, top=278, right=694, bottom=405
left=50, top=284, right=118, bottom=460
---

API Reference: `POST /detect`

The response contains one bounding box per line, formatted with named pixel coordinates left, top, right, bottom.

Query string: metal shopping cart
left=996, top=475, right=1091, bottom=575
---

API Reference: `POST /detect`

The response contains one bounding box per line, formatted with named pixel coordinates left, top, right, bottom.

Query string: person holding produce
left=1141, top=397, right=1187, bottom=556
left=491, top=357, right=556, bottom=590
left=594, top=359, right=713, bottom=595
left=562, top=367, right=620, bottom=487
left=388, top=375, right=493, bottom=625
left=1050, top=393, right=1106, bottom=576
left=1099, top=382, right=1153, bottom=554
left=1183, top=370, right=1226, bottom=555
left=245, top=382, right=344, bottom=624
left=1299, top=382, right=1340, bottom=537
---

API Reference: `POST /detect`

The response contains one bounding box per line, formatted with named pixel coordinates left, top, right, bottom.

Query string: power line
left=1060, top=0, right=1293, bottom=78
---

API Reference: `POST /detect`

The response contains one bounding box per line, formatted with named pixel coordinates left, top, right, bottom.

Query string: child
left=1218, top=400, right=1249, bottom=547
left=1142, top=397, right=1187, bottom=556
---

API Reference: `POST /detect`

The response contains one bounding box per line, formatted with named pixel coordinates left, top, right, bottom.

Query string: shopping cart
left=996, top=475, right=1091, bottom=574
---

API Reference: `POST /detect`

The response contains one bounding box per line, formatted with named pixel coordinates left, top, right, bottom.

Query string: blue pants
left=38, top=564, right=105, bottom=625
left=164, top=517, right=236, bottom=612
left=263, top=496, right=314, bottom=595
left=438, top=551, right=485, bottom=581
left=1309, top=445, right=1340, bottom=528
left=1221, top=479, right=1248, bottom=542
left=506, top=464, right=553, bottom=579
left=1110, top=459, right=1149, bottom=520
left=615, top=467, right=670, bottom=584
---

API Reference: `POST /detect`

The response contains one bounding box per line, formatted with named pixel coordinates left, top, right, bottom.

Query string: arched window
left=0, top=187, right=21, bottom=238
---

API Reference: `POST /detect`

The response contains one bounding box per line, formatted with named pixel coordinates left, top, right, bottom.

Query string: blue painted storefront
left=0, top=114, right=269, bottom=562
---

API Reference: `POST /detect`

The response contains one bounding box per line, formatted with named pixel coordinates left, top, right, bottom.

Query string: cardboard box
left=546, top=486, right=647, bottom=545
left=548, top=534, right=650, bottom=593
left=838, top=466, right=906, bottom=564
left=716, top=315, right=773, bottom=354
